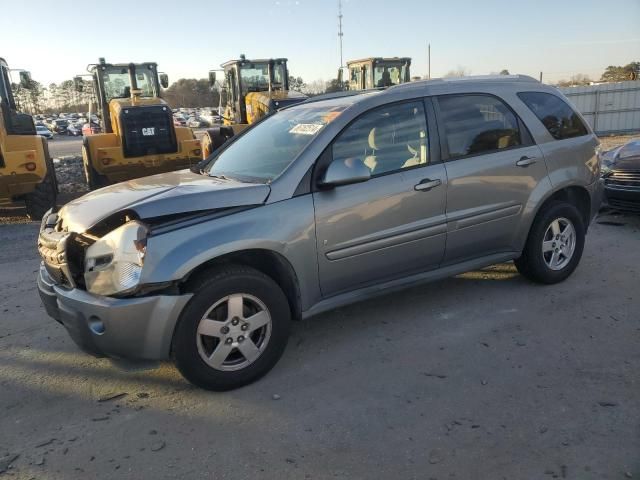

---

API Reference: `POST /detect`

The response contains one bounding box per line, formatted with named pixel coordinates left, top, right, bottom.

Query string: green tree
left=288, top=75, right=306, bottom=92
left=600, top=61, right=639, bottom=82
left=325, top=78, right=344, bottom=93
left=163, top=78, right=219, bottom=108
left=499, top=69, right=510, bottom=75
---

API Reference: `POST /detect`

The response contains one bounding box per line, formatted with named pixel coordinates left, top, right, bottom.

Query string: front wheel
left=82, top=143, right=108, bottom=190
left=172, top=265, right=292, bottom=391
left=24, top=139, right=57, bottom=220
left=515, top=202, right=585, bottom=284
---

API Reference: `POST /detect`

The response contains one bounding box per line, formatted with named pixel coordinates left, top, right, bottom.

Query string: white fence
left=558, top=80, right=640, bottom=136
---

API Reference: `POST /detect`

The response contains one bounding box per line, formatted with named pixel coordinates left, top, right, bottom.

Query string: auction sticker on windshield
left=289, top=123, right=324, bottom=135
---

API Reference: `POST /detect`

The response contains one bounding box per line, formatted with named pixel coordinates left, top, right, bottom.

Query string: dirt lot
left=0, top=208, right=638, bottom=479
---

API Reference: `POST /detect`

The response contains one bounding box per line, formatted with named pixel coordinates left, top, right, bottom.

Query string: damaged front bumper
left=37, top=264, right=192, bottom=360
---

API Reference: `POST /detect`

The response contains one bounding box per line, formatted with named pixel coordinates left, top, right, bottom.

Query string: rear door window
left=437, top=94, right=522, bottom=159
left=517, top=91, right=588, bottom=140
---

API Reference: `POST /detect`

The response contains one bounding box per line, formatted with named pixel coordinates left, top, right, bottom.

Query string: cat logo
left=142, top=127, right=156, bottom=136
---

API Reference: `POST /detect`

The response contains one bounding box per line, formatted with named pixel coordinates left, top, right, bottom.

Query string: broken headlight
left=84, top=221, right=148, bottom=296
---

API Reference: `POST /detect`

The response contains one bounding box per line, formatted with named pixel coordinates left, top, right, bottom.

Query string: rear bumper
left=37, top=264, right=192, bottom=360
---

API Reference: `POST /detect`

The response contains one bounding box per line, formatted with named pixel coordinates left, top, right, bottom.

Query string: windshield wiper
left=190, top=158, right=210, bottom=175
left=209, top=174, right=229, bottom=180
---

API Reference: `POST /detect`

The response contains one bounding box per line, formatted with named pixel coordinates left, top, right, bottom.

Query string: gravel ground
left=0, top=210, right=638, bottom=479
left=54, top=157, right=88, bottom=195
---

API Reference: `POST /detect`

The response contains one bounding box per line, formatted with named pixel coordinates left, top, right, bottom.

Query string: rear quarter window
left=518, top=91, right=588, bottom=141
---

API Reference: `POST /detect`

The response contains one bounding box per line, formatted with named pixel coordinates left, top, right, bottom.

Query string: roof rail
left=389, top=74, right=539, bottom=91
left=298, top=88, right=381, bottom=105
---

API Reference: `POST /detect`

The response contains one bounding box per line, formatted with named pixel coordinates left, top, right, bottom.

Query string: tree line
left=11, top=60, right=640, bottom=114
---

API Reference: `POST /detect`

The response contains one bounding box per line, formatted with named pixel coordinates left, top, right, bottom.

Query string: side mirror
left=73, top=76, right=84, bottom=92
left=159, top=73, right=169, bottom=89
left=319, top=158, right=371, bottom=188
left=208, top=71, right=217, bottom=88
left=19, top=71, right=32, bottom=89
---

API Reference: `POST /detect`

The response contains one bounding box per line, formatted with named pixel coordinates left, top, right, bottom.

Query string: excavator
left=340, top=57, right=412, bottom=90
left=0, top=57, right=57, bottom=219
left=201, top=55, right=307, bottom=158
left=74, top=58, right=201, bottom=189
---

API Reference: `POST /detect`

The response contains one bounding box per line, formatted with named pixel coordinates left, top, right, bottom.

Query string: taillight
left=25, top=162, right=37, bottom=171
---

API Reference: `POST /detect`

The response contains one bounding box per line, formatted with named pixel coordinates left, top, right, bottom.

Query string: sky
left=2, top=0, right=639, bottom=86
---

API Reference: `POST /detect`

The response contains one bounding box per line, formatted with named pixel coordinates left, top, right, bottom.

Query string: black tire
left=82, top=141, right=108, bottom=190
left=515, top=201, right=585, bottom=284
left=172, top=265, right=292, bottom=391
left=201, top=126, right=234, bottom=158
left=24, top=139, right=57, bottom=220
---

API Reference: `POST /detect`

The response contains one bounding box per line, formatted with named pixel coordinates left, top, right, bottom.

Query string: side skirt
left=301, top=252, right=519, bottom=320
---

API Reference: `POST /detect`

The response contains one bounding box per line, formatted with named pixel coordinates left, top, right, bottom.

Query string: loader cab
left=0, top=59, right=36, bottom=136
left=219, top=56, right=290, bottom=125
left=346, top=57, right=412, bottom=90
left=83, top=59, right=167, bottom=134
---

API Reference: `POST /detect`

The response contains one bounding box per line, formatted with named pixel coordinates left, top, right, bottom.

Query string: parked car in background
left=36, top=125, right=54, bottom=139
left=50, top=119, right=69, bottom=134
left=66, top=123, right=83, bottom=136
left=37, top=75, right=602, bottom=391
left=173, top=116, right=187, bottom=126
left=600, top=138, right=640, bottom=212
left=82, top=121, right=101, bottom=136
left=187, top=117, right=209, bottom=128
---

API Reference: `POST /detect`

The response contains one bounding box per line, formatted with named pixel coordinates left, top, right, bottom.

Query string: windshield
left=239, top=63, right=270, bottom=94
left=101, top=65, right=156, bottom=101
left=373, top=64, right=407, bottom=88
left=206, top=103, right=348, bottom=182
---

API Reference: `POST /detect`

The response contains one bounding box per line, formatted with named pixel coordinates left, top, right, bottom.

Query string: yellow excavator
left=340, top=57, right=412, bottom=90
left=74, top=58, right=201, bottom=189
left=201, top=55, right=307, bottom=158
left=0, top=57, right=57, bottom=219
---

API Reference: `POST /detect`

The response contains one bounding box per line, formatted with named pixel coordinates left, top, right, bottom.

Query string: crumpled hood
left=59, top=169, right=270, bottom=232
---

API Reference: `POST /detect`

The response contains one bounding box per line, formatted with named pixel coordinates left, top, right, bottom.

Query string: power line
left=338, top=0, right=344, bottom=69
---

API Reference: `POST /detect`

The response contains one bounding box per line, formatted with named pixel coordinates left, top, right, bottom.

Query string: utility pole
left=539, top=71, right=543, bottom=83
left=428, top=43, right=431, bottom=80
left=338, top=0, right=344, bottom=69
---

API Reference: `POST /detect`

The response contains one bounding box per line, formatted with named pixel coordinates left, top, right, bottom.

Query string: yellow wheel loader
left=201, top=55, right=307, bottom=158
left=0, top=58, right=57, bottom=219
left=75, top=58, right=201, bottom=190
left=340, top=57, right=412, bottom=91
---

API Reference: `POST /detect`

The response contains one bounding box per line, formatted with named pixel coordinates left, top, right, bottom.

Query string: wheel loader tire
left=82, top=139, right=108, bottom=190
left=202, top=126, right=234, bottom=158
left=25, top=139, right=57, bottom=220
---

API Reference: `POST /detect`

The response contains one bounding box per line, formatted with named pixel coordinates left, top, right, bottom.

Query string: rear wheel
left=172, top=265, right=291, bottom=391
left=25, top=140, right=57, bottom=220
left=515, top=202, right=585, bottom=284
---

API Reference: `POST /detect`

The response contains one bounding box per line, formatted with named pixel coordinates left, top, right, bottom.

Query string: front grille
left=38, top=213, right=73, bottom=287
left=120, top=105, right=178, bottom=158
left=605, top=169, right=640, bottom=188
left=44, top=263, right=69, bottom=285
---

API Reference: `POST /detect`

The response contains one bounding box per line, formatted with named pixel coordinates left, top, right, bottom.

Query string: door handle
left=516, top=156, right=538, bottom=167
left=414, top=178, right=442, bottom=191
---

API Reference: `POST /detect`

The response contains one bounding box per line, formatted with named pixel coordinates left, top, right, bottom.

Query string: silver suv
left=37, top=75, right=602, bottom=390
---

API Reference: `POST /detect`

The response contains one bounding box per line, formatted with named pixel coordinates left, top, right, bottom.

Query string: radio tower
left=338, top=0, right=344, bottom=68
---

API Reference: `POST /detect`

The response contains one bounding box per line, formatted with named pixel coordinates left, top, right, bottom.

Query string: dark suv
left=37, top=75, right=602, bottom=390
